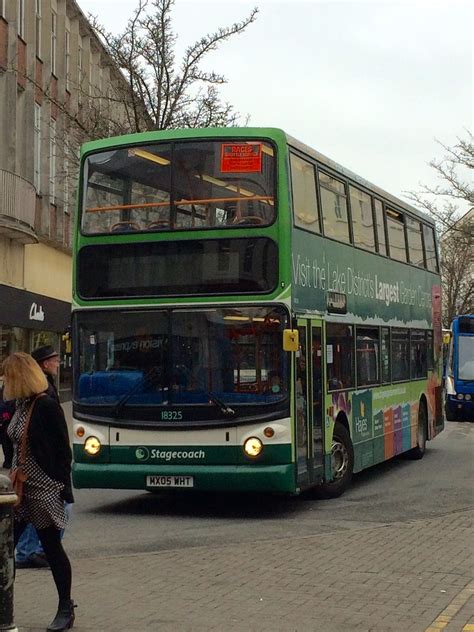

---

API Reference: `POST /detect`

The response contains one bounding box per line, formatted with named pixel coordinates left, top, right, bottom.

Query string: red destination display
left=221, top=143, right=262, bottom=173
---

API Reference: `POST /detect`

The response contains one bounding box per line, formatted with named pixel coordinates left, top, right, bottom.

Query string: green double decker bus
left=72, top=127, right=444, bottom=497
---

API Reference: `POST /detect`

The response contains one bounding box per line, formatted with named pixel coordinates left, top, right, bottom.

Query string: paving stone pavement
left=11, top=507, right=473, bottom=632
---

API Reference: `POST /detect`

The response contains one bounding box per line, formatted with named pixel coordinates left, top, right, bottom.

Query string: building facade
left=0, top=0, right=135, bottom=397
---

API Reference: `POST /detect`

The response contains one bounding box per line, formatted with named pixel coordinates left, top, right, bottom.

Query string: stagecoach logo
left=135, top=447, right=150, bottom=461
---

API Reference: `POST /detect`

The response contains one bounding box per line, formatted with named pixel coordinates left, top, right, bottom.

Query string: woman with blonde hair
left=2, top=352, right=75, bottom=631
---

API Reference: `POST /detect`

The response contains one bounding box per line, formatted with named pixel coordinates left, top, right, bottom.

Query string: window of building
left=290, top=154, right=320, bottom=233
left=326, top=323, right=354, bottom=390
left=386, top=208, right=407, bottom=262
left=319, top=172, right=350, bottom=244
left=34, top=103, right=41, bottom=192
left=356, top=327, right=379, bottom=386
left=350, top=186, right=375, bottom=251
left=78, top=37, right=84, bottom=104
left=63, top=133, right=69, bottom=214
left=410, top=330, right=427, bottom=379
left=49, top=119, right=56, bottom=203
left=88, top=63, right=93, bottom=105
left=35, top=0, right=41, bottom=57
left=65, top=30, right=71, bottom=91
left=51, top=11, right=57, bottom=75
left=17, top=0, right=25, bottom=38
left=374, top=199, right=387, bottom=255
left=98, top=66, right=103, bottom=112
left=406, top=216, right=424, bottom=267
left=381, top=327, right=390, bottom=382
left=0, top=326, right=29, bottom=365
left=422, top=224, right=439, bottom=272
left=391, top=328, right=410, bottom=381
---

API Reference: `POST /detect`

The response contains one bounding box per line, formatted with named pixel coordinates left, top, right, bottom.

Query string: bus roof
left=286, top=132, right=435, bottom=226
left=81, top=126, right=435, bottom=227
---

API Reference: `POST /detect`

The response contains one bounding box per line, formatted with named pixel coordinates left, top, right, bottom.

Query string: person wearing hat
left=31, top=345, right=61, bottom=403
left=16, top=344, right=65, bottom=570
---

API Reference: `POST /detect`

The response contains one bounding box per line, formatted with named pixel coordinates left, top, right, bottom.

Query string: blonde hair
left=1, top=352, right=48, bottom=400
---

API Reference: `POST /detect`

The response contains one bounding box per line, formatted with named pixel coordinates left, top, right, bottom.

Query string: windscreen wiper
left=112, top=366, right=160, bottom=416
left=207, top=392, right=235, bottom=417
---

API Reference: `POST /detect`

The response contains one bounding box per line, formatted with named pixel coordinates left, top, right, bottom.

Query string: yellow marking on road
left=425, top=581, right=474, bottom=632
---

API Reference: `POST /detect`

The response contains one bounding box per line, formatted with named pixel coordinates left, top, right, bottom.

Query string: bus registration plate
left=146, top=475, right=194, bottom=488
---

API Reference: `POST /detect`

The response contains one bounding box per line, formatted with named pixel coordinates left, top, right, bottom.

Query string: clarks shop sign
left=0, top=284, right=70, bottom=331
left=29, top=302, right=45, bottom=322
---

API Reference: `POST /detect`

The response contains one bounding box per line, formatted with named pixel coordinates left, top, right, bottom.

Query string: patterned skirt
left=7, top=398, right=68, bottom=530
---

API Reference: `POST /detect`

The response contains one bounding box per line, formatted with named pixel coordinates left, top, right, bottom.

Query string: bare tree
left=89, top=0, right=258, bottom=132
left=406, top=131, right=473, bottom=326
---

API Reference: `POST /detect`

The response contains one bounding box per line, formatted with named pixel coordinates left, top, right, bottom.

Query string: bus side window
left=356, top=327, right=380, bottom=386
left=374, top=199, right=388, bottom=256
left=386, top=208, right=407, bottom=263
left=349, top=186, right=375, bottom=252
left=326, top=324, right=354, bottom=390
left=319, top=172, right=351, bottom=245
left=290, top=154, right=320, bottom=233
left=427, top=330, right=434, bottom=371
left=391, top=328, right=410, bottom=381
left=381, top=327, right=391, bottom=383
left=410, top=330, right=427, bottom=379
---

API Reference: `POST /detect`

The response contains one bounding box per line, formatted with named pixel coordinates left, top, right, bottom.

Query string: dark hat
left=31, top=345, right=59, bottom=363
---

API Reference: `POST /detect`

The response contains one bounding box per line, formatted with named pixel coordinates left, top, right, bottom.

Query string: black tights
left=14, top=521, right=72, bottom=602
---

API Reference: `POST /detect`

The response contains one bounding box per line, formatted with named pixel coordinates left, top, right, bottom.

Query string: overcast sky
left=77, top=0, right=472, bottom=207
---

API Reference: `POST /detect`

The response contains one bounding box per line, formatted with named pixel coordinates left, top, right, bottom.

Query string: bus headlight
left=465, top=394, right=471, bottom=401
left=243, top=437, right=263, bottom=458
left=84, top=436, right=102, bottom=456
left=456, top=394, right=464, bottom=400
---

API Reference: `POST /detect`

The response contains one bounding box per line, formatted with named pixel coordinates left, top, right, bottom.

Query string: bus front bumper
left=72, top=462, right=296, bottom=494
left=445, top=396, right=474, bottom=422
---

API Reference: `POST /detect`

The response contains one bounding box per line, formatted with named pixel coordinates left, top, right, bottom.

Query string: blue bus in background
left=444, top=315, right=474, bottom=422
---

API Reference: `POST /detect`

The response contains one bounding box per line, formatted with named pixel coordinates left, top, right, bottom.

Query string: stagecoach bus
left=72, top=127, right=444, bottom=497
left=444, top=315, right=474, bottom=422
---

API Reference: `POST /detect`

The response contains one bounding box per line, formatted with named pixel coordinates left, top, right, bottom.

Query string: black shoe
left=47, top=599, right=76, bottom=631
left=15, top=558, right=35, bottom=569
left=15, top=553, right=49, bottom=569
left=30, top=552, right=50, bottom=568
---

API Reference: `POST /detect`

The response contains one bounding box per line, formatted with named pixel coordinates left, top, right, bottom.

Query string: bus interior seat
left=147, top=220, right=170, bottom=230
left=232, top=215, right=265, bottom=225
left=110, top=221, right=141, bottom=233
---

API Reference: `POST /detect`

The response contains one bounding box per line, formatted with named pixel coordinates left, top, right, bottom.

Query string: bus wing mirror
left=283, top=329, right=299, bottom=352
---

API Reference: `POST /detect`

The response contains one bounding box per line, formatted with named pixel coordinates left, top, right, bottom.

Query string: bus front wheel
left=315, top=421, right=354, bottom=499
left=406, top=400, right=427, bottom=460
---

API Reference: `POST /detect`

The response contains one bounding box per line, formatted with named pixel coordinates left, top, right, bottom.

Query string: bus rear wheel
left=406, top=400, right=427, bottom=460
left=315, top=421, right=354, bottom=499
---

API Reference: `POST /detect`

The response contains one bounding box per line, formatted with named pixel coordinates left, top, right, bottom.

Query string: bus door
left=310, top=320, right=324, bottom=483
left=295, top=320, right=324, bottom=487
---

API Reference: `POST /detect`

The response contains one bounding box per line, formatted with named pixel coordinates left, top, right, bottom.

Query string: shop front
left=0, top=284, right=72, bottom=400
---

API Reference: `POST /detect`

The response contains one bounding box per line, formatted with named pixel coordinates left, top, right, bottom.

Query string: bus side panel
left=325, top=381, right=440, bottom=475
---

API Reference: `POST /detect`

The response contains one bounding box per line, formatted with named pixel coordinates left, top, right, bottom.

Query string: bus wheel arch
left=314, top=413, right=354, bottom=499
left=406, top=396, right=428, bottom=460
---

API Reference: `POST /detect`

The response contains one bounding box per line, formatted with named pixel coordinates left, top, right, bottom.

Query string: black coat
left=45, top=374, right=59, bottom=403
left=26, top=395, right=74, bottom=504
